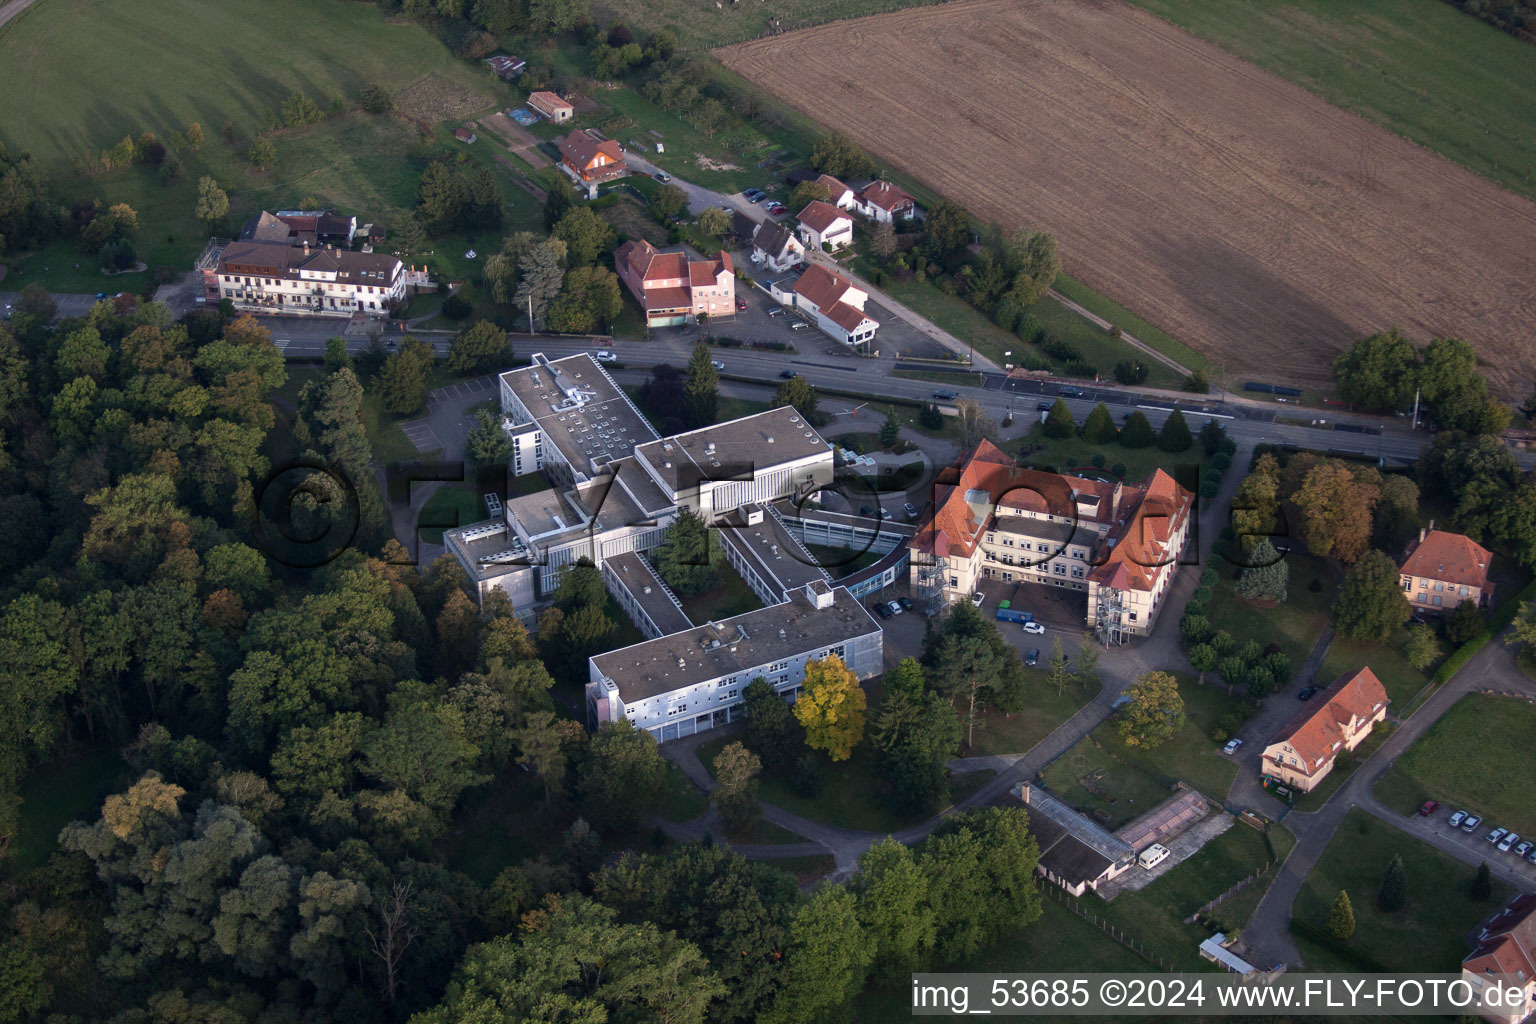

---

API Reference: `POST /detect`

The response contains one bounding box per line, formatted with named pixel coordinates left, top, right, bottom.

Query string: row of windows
left=1403, top=577, right=1471, bottom=596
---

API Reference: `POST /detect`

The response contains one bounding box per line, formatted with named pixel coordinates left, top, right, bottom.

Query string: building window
left=1053, top=564, right=1066, bottom=575
left=1432, top=595, right=1442, bottom=606
left=1419, top=578, right=1428, bottom=589
left=1434, top=581, right=1443, bottom=592
left=950, top=577, right=958, bottom=588
left=1416, top=593, right=1426, bottom=603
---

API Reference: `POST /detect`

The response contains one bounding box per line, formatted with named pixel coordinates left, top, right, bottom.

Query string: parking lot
left=1422, top=806, right=1536, bottom=882
left=976, top=577, right=1090, bottom=641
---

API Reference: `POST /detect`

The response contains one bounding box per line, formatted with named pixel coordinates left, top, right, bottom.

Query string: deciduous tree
left=552, top=205, right=615, bottom=267
left=794, top=655, right=867, bottom=762
left=810, top=131, right=875, bottom=181
left=762, top=885, right=873, bottom=1024
left=376, top=335, right=435, bottom=415
left=577, top=718, right=667, bottom=831
left=713, top=741, right=762, bottom=833
left=446, top=319, right=508, bottom=374
left=194, top=176, right=229, bottom=229
left=1293, top=462, right=1378, bottom=562
left=1117, top=670, right=1184, bottom=749
left=547, top=265, right=622, bottom=333
left=1404, top=623, right=1442, bottom=670
left=1332, top=550, right=1410, bottom=642
left=743, top=678, right=803, bottom=769
left=852, top=838, right=935, bottom=980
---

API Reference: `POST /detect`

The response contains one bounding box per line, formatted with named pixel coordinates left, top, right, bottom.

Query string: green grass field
left=1042, top=674, right=1249, bottom=825
left=1012, top=423, right=1204, bottom=483
left=1319, top=628, right=1437, bottom=709
left=1292, top=808, right=1511, bottom=972
left=1373, top=694, right=1536, bottom=839
left=1128, top=0, right=1536, bottom=202
left=1205, top=553, right=1335, bottom=678
left=595, top=0, right=949, bottom=52
left=0, top=0, right=498, bottom=168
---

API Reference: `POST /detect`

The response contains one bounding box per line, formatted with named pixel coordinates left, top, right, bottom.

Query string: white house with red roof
left=907, top=439, right=1193, bottom=640
left=813, top=173, right=856, bottom=210
left=1260, top=668, right=1388, bottom=792
left=853, top=179, right=918, bottom=223
left=1400, top=526, right=1493, bottom=613
left=791, top=264, right=879, bottom=346
left=1463, top=893, right=1536, bottom=1024
left=795, top=200, right=854, bottom=252
left=614, top=239, right=734, bottom=327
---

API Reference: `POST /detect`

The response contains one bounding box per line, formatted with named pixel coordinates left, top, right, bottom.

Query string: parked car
left=1516, top=841, right=1533, bottom=858
left=593, top=351, right=617, bottom=364
left=1527, top=847, right=1536, bottom=864
left=859, top=505, right=875, bottom=517
left=1059, top=385, right=1084, bottom=397
left=1449, top=810, right=1468, bottom=828
left=886, top=600, right=903, bottom=616
left=766, top=202, right=787, bottom=215
left=790, top=321, right=810, bottom=331
left=874, top=508, right=889, bottom=520
left=1501, top=832, right=1520, bottom=852
left=1223, top=737, right=1243, bottom=755
left=780, top=369, right=798, bottom=379
left=735, top=298, right=748, bottom=310
left=1487, top=827, right=1508, bottom=845
left=871, top=602, right=892, bottom=619
left=743, top=188, right=766, bottom=202
left=903, top=502, right=918, bottom=519
left=932, top=389, right=959, bottom=400
left=1463, top=814, right=1482, bottom=832
left=1037, top=401, right=1054, bottom=411
left=1418, top=800, right=1441, bottom=816
left=1025, top=648, right=1040, bottom=667
left=654, top=171, right=671, bottom=183
left=1297, top=685, right=1317, bottom=701
left=711, top=360, right=725, bottom=371
left=898, top=596, right=914, bottom=611
left=1022, top=621, right=1046, bottom=635
left=970, top=592, right=984, bottom=607
left=767, top=306, right=787, bottom=317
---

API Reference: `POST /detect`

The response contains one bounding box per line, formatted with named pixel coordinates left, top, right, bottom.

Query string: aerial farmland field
left=716, top=0, right=1536, bottom=393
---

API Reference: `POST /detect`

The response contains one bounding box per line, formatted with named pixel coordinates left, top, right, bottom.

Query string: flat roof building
left=498, top=352, right=660, bottom=485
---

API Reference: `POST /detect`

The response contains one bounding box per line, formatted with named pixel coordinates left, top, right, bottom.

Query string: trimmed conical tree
left=1043, top=398, right=1076, bottom=439
left=1080, top=402, right=1118, bottom=444
left=1120, top=410, right=1155, bottom=449
left=1157, top=408, right=1193, bottom=452
left=1236, top=539, right=1289, bottom=603
left=1378, top=853, right=1407, bottom=912
left=1328, top=889, right=1356, bottom=940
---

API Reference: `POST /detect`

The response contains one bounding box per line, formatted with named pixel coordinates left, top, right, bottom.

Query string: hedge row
left=1431, top=578, right=1536, bottom=685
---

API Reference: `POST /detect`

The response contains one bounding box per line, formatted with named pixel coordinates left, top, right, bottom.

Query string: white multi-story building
left=909, top=439, right=1193, bottom=642
left=587, top=580, right=883, bottom=743
left=214, top=240, right=404, bottom=318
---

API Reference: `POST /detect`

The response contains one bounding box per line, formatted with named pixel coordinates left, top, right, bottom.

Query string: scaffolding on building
left=1096, top=585, right=1127, bottom=646
left=913, top=551, right=949, bottom=616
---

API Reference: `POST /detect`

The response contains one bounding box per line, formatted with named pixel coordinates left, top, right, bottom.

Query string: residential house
left=813, top=173, right=856, bottom=210
left=791, top=263, right=879, bottom=346
left=1463, top=893, right=1536, bottom=1024
left=614, top=239, right=734, bottom=327
left=559, top=129, right=626, bottom=195
left=1261, top=668, right=1389, bottom=793
left=453, top=126, right=477, bottom=144
left=214, top=240, right=404, bottom=318
left=751, top=220, right=805, bottom=273
left=728, top=210, right=758, bottom=245
left=485, top=54, right=526, bottom=79
left=588, top=581, right=882, bottom=743
left=1400, top=526, right=1493, bottom=613
left=795, top=200, right=854, bottom=252
left=854, top=179, right=918, bottom=223
left=529, top=90, right=574, bottom=123
left=906, top=439, right=1193, bottom=641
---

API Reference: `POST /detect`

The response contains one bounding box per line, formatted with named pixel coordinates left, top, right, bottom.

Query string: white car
left=1223, top=737, right=1243, bottom=755
left=593, top=350, right=617, bottom=363
left=886, top=600, right=903, bottom=617
left=711, top=360, right=725, bottom=370
left=970, top=592, right=984, bottom=607
left=1022, top=621, right=1046, bottom=635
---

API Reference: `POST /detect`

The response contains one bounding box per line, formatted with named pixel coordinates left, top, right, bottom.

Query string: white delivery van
left=1138, top=844, right=1170, bottom=870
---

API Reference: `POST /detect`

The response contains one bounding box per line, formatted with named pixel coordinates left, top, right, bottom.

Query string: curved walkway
left=0, top=0, right=42, bottom=32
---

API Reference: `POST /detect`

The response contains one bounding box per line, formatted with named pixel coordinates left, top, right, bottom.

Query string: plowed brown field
left=716, top=0, right=1536, bottom=394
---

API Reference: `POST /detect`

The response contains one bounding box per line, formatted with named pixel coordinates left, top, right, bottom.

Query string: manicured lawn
left=654, top=762, right=710, bottom=824
left=892, top=369, right=989, bottom=389
left=1204, top=552, right=1335, bottom=680
left=418, top=484, right=485, bottom=543
left=1319, top=629, right=1437, bottom=709
left=1128, top=0, right=1536, bottom=204
left=1373, top=694, right=1536, bottom=840
left=9, top=748, right=131, bottom=875
left=1042, top=674, right=1250, bottom=824
left=1293, top=809, right=1512, bottom=973
left=1051, top=275, right=1215, bottom=376
left=1086, top=820, right=1278, bottom=970
left=853, top=897, right=1149, bottom=1020
left=961, top=674, right=1096, bottom=758
left=1212, top=822, right=1298, bottom=933
left=677, top=562, right=763, bottom=623
left=1013, top=424, right=1204, bottom=483
left=360, top=383, right=436, bottom=465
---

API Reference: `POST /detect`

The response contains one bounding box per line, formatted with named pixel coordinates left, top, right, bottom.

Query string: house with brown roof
left=1400, top=526, right=1493, bottom=614
left=215, top=239, right=404, bottom=318
left=529, top=90, right=574, bottom=123
left=614, top=239, right=734, bottom=327
left=791, top=264, right=879, bottom=347
left=1261, top=668, right=1388, bottom=792
left=454, top=126, right=478, bottom=144
left=853, top=179, right=918, bottom=223
left=907, top=439, right=1194, bottom=640
left=559, top=129, right=626, bottom=196
left=1463, top=893, right=1536, bottom=1024
left=795, top=200, right=854, bottom=252
left=813, top=173, right=856, bottom=210
left=751, top=220, right=805, bottom=273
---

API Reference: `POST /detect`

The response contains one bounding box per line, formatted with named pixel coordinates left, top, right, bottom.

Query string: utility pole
left=527, top=293, right=534, bottom=334
left=1410, top=387, right=1421, bottom=431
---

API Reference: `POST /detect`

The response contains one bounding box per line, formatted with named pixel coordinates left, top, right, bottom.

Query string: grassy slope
left=593, top=0, right=946, bottom=51
left=1374, top=694, right=1536, bottom=840
left=0, top=0, right=495, bottom=166
left=1293, top=808, right=1512, bottom=972
left=1127, top=0, right=1536, bottom=202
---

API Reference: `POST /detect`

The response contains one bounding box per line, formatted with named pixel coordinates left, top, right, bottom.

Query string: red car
left=1418, top=800, right=1441, bottom=816
left=735, top=298, right=748, bottom=310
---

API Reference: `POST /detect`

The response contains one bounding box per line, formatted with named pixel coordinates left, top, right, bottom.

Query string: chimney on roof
left=1419, top=526, right=1426, bottom=544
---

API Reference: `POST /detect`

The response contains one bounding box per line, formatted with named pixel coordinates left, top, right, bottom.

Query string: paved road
left=0, top=0, right=42, bottom=32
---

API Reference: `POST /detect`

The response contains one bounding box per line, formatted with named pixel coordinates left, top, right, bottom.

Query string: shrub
left=1065, top=455, right=1077, bottom=468
left=1041, top=336, right=1079, bottom=361
left=1111, top=462, right=1126, bottom=478
left=1113, top=360, right=1148, bottom=386
left=441, top=295, right=473, bottom=320
left=1064, top=359, right=1097, bottom=379
left=1199, top=479, right=1220, bottom=499
left=1183, top=370, right=1210, bottom=393
left=1211, top=451, right=1232, bottom=471
left=1091, top=453, right=1106, bottom=468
